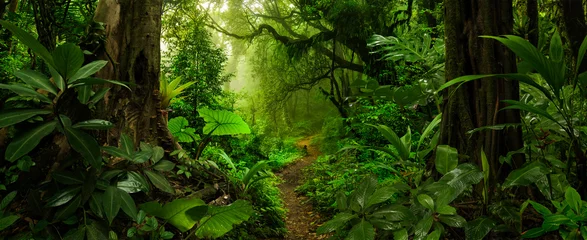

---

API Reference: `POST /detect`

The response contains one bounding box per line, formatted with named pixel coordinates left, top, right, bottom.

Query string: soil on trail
left=275, top=136, right=326, bottom=240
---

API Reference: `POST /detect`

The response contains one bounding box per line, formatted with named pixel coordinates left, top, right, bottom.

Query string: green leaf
left=168, top=117, right=199, bottom=143
left=542, top=214, right=573, bottom=231
left=392, top=229, right=408, bottom=240
left=367, top=124, right=409, bottom=160
left=86, top=221, right=109, bottom=240
left=349, top=176, right=377, bottom=212
left=502, top=161, right=549, bottom=189
left=435, top=145, right=458, bottom=175
left=576, top=36, right=587, bottom=74
left=437, top=163, right=483, bottom=202
left=199, top=108, right=251, bottom=135
left=52, top=171, right=85, bottom=185
left=45, top=186, right=81, bottom=207
left=53, top=43, right=84, bottom=80
left=336, top=191, right=348, bottom=211
left=565, top=187, right=582, bottom=214
left=346, top=219, right=375, bottom=240
left=103, top=186, right=121, bottom=225
left=14, top=69, right=58, bottom=95
left=69, top=60, right=108, bottom=83
left=120, top=134, right=134, bottom=156
left=54, top=195, right=81, bottom=220
left=196, top=200, right=254, bottom=238
left=501, top=100, right=558, bottom=123
left=144, top=170, right=174, bottom=194
left=369, top=218, right=401, bottom=231
left=0, top=109, right=52, bottom=128
left=0, top=20, right=54, bottom=68
left=0, top=83, right=53, bottom=103
left=5, top=120, right=56, bottom=162
left=317, top=212, right=357, bottom=234
left=426, top=230, right=441, bottom=240
left=63, top=227, right=86, bottom=240
left=131, top=151, right=152, bottom=163
left=365, top=186, right=395, bottom=208
left=0, top=191, right=17, bottom=210
left=521, top=227, right=547, bottom=238
left=528, top=200, right=552, bottom=216
left=0, top=215, right=20, bottom=231
left=436, top=205, right=457, bottom=215
left=414, top=216, right=434, bottom=239
left=49, top=66, right=65, bottom=91
left=242, top=161, right=269, bottom=186
left=141, top=198, right=207, bottom=232
left=153, top=160, right=176, bottom=172
left=73, top=119, right=114, bottom=130
left=438, top=214, right=466, bottom=227
left=151, top=146, right=164, bottom=164
left=77, top=85, right=92, bottom=104
left=88, top=88, right=110, bottom=104
left=549, top=31, right=563, bottom=62
left=417, top=113, right=441, bottom=151
left=102, top=146, right=131, bottom=160
left=465, top=217, right=496, bottom=240
left=70, top=78, right=131, bottom=91
left=117, top=171, right=150, bottom=193
left=64, top=126, right=102, bottom=169
left=370, top=204, right=414, bottom=221
left=89, top=192, right=104, bottom=218
left=117, top=189, right=137, bottom=221
left=418, top=194, right=435, bottom=211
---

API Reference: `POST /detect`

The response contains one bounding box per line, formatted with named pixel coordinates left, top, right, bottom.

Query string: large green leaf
left=346, top=219, right=375, bottom=240
left=465, top=217, right=496, bottom=240
left=417, top=113, right=442, bottom=151
left=502, top=161, right=549, bottom=189
left=14, top=69, right=58, bottom=95
left=52, top=171, right=85, bottom=185
left=168, top=117, right=199, bottom=142
left=53, top=43, right=84, bottom=80
left=86, top=221, right=109, bottom=240
left=436, top=163, right=483, bottom=201
left=0, top=109, right=52, bottom=128
left=349, top=176, right=377, bottom=212
left=144, top=170, right=174, bottom=194
left=195, top=200, right=254, bottom=238
left=367, top=124, right=409, bottom=160
left=393, top=229, right=408, bottom=240
left=501, top=100, right=557, bottom=123
left=0, top=20, right=54, bottom=68
left=72, top=119, right=114, bottom=130
left=549, top=31, right=563, bottom=63
left=103, top=186, right=121, bottom=225
left=54, top=195, right=81, bottom=220
left=417, top=194, right=435, bottom=211
left=435, top=145, right=458, bottom=175
left=5, top=120, right=56, bottom=162
left=0, top=191, right=17, bottom=210
left=64, top=126, right=102, bottom=168
left=317, top=212, right=357, bottom=234
left=49, top=66, right=65, bottom=91
left=77, top=85, right=92, bottom=104
left=69, top=78, right=131, bottom=91
left=0, top=83, right=53, bottom=103
left=370, top=204, right=414, bottom=221
left=199, top=108, right=251, bottom=135
left=45, top=186, right=81, bottom=207
left=438, top=214, right=466, bottom=227
left=414, top=216, right=434, bottom=239
left=365, top=186, right=395, bottom=209
left=117, top=189, right=137, bottom=221
left=576, top=35, right=587, bottom=74
left=140, top=198, right=206, bottom=232
left=521, top=227, right=547, bottom=238
left=69, top=60, right=108, bottom=83
left=0, top=215, right=20, bottom=231
left=565, top=187, right=582, bottom=214
left=120, top=134, right=134, bottom=157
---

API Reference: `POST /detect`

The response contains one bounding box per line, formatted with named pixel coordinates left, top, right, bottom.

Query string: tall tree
left=94, top=0, right=174, bottom=148
left=440, top=0, right=524, bottom=181
left=560, top=0, right=587, bottom=72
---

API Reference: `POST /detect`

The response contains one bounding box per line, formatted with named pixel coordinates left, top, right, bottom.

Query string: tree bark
left=527, top=0, right=538, bottom=46
left=440, top=0, right=524, bottom=181
left=94, top=0, right=174, bottom=149
left=560, top=0, right=587, bottom=73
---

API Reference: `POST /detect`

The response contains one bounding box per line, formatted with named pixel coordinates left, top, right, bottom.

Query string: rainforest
left=1, top=0, right=587, bottom=239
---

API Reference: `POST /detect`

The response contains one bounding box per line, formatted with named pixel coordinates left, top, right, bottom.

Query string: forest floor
left=275, top=136, right=327, bottom=240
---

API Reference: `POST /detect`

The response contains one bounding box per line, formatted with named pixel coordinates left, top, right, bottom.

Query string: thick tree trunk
left=560, top=0, right=587, bottom=73
left=94, top=0, right=174, bottom=149
left=31, top=0, right=57, bottom=51
left=440, top=0, right=524, bottom=181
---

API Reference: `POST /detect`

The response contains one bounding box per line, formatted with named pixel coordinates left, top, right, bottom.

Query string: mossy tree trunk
left=94, top=0, right=174, bottom=149
left=440, top=0, right=524, bottom=183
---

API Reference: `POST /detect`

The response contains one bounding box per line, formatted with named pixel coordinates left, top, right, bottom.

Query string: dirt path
left=275, top=136, right=325, bottom=240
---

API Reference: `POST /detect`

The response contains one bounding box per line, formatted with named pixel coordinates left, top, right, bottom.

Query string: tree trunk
left=94, top=0, right=174, bottom=149
left=31, top=0, right=57, bottom=51
left=527, top=0, right=538, bottom=46
left=560, top=0, right=587, bottom=73
left=440, top=0, right=524, bottom=182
